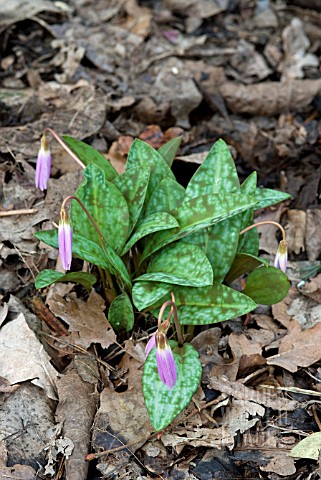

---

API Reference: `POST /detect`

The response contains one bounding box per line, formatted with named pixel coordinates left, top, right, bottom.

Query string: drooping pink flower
left=58, top=208, right=73, bottom=270
left=155, top=331, right=177, bottom=389
left=35, top=133, right=51, bottom=191
left=274, top=240, right=288, bottom=273
left=145, top=332, right=156, bottom=357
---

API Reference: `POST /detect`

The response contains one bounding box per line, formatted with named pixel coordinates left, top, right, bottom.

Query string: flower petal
left=35, top=134, right=51, bottom=191
left=58, top=210, right=73, bottom=270
left=145, top=333, right=156, bottom=357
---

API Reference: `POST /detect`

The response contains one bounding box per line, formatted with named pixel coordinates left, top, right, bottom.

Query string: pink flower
left=35, top=133, right=51, bottom=191
left=58, top=208, right=72, bottom=270
left=146, top=331, right=177, bottom=389
left=274, top=240, right=288, bottom=273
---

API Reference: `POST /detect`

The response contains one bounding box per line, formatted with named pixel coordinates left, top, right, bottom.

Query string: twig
left=0, top=208, right=37, bottom=217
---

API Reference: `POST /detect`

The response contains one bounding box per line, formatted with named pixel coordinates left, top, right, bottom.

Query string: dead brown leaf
left=0, top=383, right=55, bottom=469
left=0, top=312, right=58, bottom=399
left=0, top=440, right=37, bottom=480
left=219, top=79, right=321, bottom=116
left=306, top=209, right=321, bottom=261
left=48, top=290, right=116, bottom=350
left=280, top=17, right=319, bottom=80
left=209, top=376, right=297, bottom=411
left=267, top=319, right=321, bottom=372
left=286, top=209, right=306, bottom=255
left=229, top=332, right=266, bottom=376
left=56, top=356, right=99, bottom=480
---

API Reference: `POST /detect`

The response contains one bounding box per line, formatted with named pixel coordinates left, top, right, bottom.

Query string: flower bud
left=35, top=133, right=51, bottom=191
left=58, top=208, right=73, bottom=270
left=274, top=240, right=288, bottom=273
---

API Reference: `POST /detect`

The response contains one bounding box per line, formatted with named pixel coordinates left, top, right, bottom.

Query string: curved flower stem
left=158, top=298, right=184, bottom=346
left=45, top=127, right=86, bottom=169
left=62, top=195, right=116, bottom=292
left=240, top=220, right=286, bottom=242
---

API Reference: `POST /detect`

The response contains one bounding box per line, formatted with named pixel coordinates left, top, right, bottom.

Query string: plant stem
left=45, top=127, right=86, bottom=169
left=240, top=220, right=286, bottom=242
left=158, top=299, right=184, bottom=346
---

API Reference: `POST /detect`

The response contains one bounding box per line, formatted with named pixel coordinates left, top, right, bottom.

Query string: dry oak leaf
left=48, top=290, right=116, bottom=350
left=267, top=319, right=321, bottom=372
left=0, top=313, right=58, bottom=399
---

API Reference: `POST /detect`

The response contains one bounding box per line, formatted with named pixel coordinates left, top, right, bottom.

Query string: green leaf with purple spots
left=143, top=341, right=202, bottom=431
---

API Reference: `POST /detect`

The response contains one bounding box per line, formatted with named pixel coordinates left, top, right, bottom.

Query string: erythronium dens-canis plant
left=34, top=130, right=291, bottom=431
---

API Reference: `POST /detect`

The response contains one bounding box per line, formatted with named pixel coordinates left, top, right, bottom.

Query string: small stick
left=0, top=208, right=37, bottom=217
left=32, top=297, right=69, bottom=336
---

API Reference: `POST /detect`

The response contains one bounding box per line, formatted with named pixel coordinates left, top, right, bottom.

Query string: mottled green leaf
left=141, top=193, right=257, bottom=263
left=185, top=138, right=240, bottom=201
left=143, top=341, right=202, bottom=431
left=108, top=293, right=134, bottom=332
left=113, top=166, right=150, bottom=235
left=225, top=253, right=269, bottom=285
left=184, top=139, right=242, bottom=281
left=152, top=284, right=257, bottom=325
left=145, top=177, right=185, bottom=216
left=62, top=135, right=118, bottom=181
left=243, top=266, right=290, bottom=305
left=136, top=242, right=213, bottom=287
left=35, top=270, right=96, bottom=290
left=132, top=282, right=171, bottom=311
left=255, top=187, right=291, bottom=210
left=121, top=212, right=179, bottom=256
left=126, top=139, right=175, bottom=203
left=158, top=136, right=182, bottom=167
left=238, top=172, right=259, bottom=256
left=71, top=164, right=129, bottom=253
left=290, top=432, right=321, bottom=460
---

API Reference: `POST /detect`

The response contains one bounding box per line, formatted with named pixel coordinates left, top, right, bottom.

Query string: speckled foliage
left=143, top=341, right=202, bottom=431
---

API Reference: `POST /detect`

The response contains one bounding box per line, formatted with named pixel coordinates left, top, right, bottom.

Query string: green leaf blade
left=185, top=139, right=240, bottom=201
left=140, top=242, right=213, bottom=287
left=158, top=136, right=182, bottom=167
left=62, top=135, right=118, bottom=181
left=108, top=293, right=134, bottom=332
left=35, top=270, right=96, bottom=290
left=242, top=266, right=290, bottom=305
left=71, top=164, right=129, bottom=253
left=132, top=282, right=171, bottom=311
left=113, top=166, right=150, bottom=235
left=143, top=341, right=202, bottom=431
